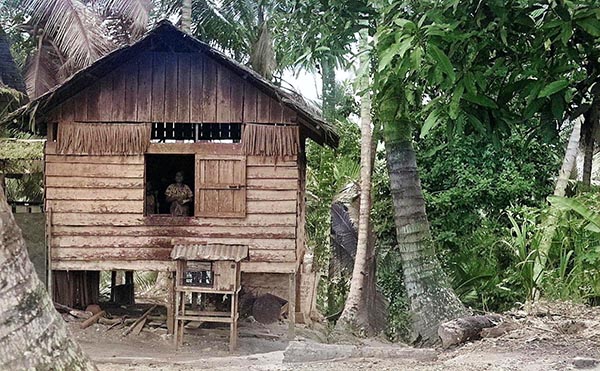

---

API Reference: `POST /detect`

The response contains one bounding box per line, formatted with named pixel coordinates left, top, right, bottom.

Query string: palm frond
left=24, top=35, right=60, bottom=98
left=24, top=0, right=113, bottom=71
left=249, top=22, right=276, bottom=79
left=106, top=0, right=153, bottom=39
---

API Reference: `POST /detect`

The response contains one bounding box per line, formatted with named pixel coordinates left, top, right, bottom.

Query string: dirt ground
left=69, top=301, right=600, bottom=370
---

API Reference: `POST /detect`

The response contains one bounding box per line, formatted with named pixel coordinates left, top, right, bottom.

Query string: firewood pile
left=54, top=302, right=163, bottom=336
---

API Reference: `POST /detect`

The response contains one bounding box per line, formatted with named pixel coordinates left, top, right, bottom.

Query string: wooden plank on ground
left=81, top=310, right=106, bottom=329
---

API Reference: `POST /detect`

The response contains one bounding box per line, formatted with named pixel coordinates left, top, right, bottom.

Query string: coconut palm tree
left=15, top=0, right=152, bottom=99
left=0, top=183, right=96, bottom=370
left=335, top=25, right=379, bottom=335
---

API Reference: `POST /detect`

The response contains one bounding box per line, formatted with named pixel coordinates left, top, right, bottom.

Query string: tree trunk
left=582, top=106, right=595, bottom=187
left=533, top=116, right=583, bottom=297
left=0, top=185, right=96, bottom=369
left=383, top=123, right=467, bottom=345
left=181, top=0, right=192, bottom=33
left=321, top=55, right=336, bottom=123
left=336, top=27, right=375, bottom=335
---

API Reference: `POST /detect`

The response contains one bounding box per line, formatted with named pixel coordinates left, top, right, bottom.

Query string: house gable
left=47, top=50, right=298, bottom=125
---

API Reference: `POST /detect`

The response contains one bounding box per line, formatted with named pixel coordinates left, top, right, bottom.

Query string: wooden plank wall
left=45, top=150, right=299, bottom=270
left=50, top=51, right=297, bottom=125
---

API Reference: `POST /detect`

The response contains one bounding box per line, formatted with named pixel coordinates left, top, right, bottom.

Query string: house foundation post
left=167, top=271, right=176, bottom=335
left=288, top=272, right=296, bottom=340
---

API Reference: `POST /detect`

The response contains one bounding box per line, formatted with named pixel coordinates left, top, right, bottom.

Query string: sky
left=281, top=68, right=356, bottom=104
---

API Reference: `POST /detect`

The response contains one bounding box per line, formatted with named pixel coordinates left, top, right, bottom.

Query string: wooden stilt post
left=288, top=272, right=296, bottom=340
left=167, top=271, right=176, bottom=336
left=110, top=271, right=116, bottom=302
left=125, top=271, right=134, bottom=304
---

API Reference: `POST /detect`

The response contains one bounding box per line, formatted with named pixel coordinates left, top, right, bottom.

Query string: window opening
left=151, top=123, right=242, bottom=143
left=145, top=154, right=195, bottom=216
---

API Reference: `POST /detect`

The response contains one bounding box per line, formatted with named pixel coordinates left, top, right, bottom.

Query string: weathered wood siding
left=45, top=148, right=300, bottom=271
left=48, top=51, right=297, bottom=125
left=44, top=49, right=308, bottom=274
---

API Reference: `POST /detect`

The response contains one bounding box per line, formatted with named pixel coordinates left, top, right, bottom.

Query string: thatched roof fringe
left=242, top=123, right=299, bottom=157
left=57, top=122, right=150, bottom=155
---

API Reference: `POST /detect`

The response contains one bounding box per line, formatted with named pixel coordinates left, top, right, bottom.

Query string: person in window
left=145, top=182, right=158, bottom=215
left=165, top=171, right=193, bottom=216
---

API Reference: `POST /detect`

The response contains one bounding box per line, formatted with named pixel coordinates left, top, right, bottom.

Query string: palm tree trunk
left=181, top=0, right=192, bottom=33
left=383, top=122, right=467, bottom=345
left=322, top=53, right=338, bottom=315
left=0, top=185, right=96, bottom=370
left=321, top=55, right=336, bottom=123
left=336, top=27, right=374, bottom=335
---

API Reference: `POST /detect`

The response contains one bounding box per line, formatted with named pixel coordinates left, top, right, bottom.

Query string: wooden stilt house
left=14, top=21, right=338, bottom=331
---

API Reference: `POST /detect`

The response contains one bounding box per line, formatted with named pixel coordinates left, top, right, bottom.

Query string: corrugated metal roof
left=171, top=244, right=248, bottom=262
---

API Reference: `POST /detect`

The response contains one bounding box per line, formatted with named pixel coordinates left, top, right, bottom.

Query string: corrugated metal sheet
left=171, top=244, right=248, bottom=262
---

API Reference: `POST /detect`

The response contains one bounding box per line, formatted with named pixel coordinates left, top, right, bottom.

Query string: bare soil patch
left=67, top=301, right=600, bottom=370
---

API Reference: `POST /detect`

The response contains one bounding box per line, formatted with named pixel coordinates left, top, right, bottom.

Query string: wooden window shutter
left=195, top=155, right=246, bottom=217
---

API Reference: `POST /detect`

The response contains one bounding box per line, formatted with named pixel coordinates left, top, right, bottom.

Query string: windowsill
left=144, top=214, right=197, bottom=225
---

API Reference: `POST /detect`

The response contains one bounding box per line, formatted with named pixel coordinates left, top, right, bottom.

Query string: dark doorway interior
left=145, top=154, right=195, bottom=215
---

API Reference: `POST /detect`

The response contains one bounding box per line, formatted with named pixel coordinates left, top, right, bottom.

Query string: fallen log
left=80, top=310, right=106, bottom=329
left=438, top=314, right=503, bottom=348
left=54, top=302, right=92, bottom=320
